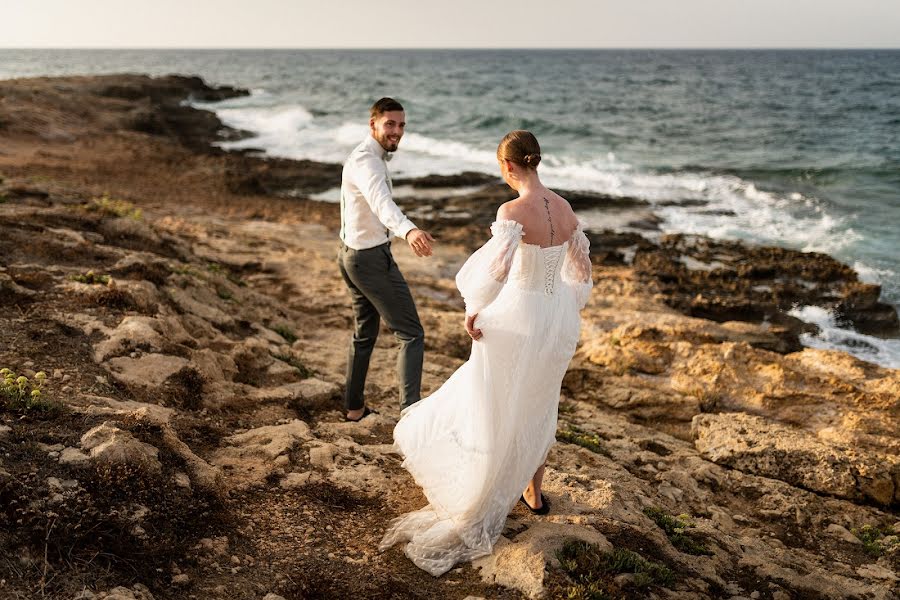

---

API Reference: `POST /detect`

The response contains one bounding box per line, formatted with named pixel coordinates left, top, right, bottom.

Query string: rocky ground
left=0, top=75, right=897, bottom=600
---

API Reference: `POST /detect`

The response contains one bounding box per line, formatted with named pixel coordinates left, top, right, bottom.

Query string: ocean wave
left=675, top=163, right=900, bottom=184
left=217, top=104, right=314, bottom=136
left=200, top=100, right=870, bottom=283
left=852, top=261, right=896, bottom=286
left=788, top=305, right=900, bottom=369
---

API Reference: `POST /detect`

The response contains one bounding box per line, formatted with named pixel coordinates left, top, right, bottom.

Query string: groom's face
left=370, top=110, right=406, bottom=152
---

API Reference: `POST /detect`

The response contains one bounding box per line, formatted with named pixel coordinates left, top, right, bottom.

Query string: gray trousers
left=337, top=241, right=424, bottom=411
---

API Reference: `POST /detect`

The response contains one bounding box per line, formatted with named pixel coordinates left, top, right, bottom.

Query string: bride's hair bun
left=497, top=130, right=542, bottom=170
left=523, top=153, right=541, bottom=167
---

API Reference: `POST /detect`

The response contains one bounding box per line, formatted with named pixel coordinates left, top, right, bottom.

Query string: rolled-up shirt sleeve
left=352, top=154, right=417, bottom=240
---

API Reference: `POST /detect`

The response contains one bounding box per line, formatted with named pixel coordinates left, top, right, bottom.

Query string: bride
left=378, top=130, right=593, bottom=576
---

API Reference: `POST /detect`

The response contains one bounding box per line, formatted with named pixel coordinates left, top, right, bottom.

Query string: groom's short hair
left=371, top=97, right=404, bottom=119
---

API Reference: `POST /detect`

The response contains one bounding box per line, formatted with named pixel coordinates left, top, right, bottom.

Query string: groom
left=337, top=97, right=435, bottom=422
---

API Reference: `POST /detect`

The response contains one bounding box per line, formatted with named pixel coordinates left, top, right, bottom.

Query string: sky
left=3, top=0, right=900, bottom=49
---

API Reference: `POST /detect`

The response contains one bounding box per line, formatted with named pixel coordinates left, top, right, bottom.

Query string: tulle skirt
left=378, top=285, right=581, bottom=576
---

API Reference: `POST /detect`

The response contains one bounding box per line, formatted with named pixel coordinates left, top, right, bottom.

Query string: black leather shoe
left=345, top=406, right=378, bottom=422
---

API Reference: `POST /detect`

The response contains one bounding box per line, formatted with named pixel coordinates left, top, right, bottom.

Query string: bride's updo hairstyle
left=497, top=130, right=541, bottom=169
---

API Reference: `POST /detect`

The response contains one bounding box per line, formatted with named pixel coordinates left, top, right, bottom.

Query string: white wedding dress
left=378, top=218, right=593, bottom=576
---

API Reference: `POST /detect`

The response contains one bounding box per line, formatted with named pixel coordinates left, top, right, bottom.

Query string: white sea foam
left=201, top=98, right=899, bottom=370
left=852, top=261, right=896, bottom=286
left=200, top=99, right=867, bottom=259
left=217, top=105, right=314, bottom=137
left=208, top=101, right=863, bottom=256
left=788, top=305, right=900, bottom=369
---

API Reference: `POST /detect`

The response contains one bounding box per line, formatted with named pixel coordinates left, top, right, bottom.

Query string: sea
left=2, top=49, right=898, bottom=368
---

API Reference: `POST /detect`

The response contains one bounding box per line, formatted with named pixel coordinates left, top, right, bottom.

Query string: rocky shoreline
left=0, top=74, right=897, bottom=600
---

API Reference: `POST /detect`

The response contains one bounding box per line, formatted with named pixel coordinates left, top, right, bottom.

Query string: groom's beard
left=377, top=132, right=401, bottom=152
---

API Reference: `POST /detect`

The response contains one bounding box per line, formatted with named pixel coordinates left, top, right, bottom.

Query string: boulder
left=104, top=353, right=191, bottom=391
left=474, top=522, right=611, bottom=599
left=692, top=413, right=898, bottom=506
left=79, top=422, right=162, bottom=475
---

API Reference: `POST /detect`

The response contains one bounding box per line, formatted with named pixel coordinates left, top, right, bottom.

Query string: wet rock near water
left=224, top=154, right=342, bottom=196
left=633, top=233, right=900, bottom=338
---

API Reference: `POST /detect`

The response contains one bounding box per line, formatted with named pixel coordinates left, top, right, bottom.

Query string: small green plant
left=609, top=334, right=621, bottom=347
left=644, top=507, right=713, bottom=556
left=557, top=426, right=611, bottom=457
left=272, top=324, right=298, bottom=345
left=171, top=264, right=198, bottom=277
left=87, top=193, right=142, bottom=219
left=558, top=400, right=576, bottom=415
left=0, top=368, right=57, bottom=413
left=272, top=353, right=316, bottom=379
left=70, top=270, right=111, bottom=285
left=217, top=287, right=234, bottom=301
left=554, top=539, right=674, bottom=598
left=852, top=525, right=897, bottom=558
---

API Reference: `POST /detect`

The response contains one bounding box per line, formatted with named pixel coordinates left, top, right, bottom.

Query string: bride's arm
left=455, top=219, right=523, bottom=318
left=562, top=222, right=593, bottom=310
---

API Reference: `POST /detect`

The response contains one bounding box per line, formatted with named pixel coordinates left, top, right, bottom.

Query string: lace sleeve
left=561, top=221, right=593, bottom=310
left=455, top=219, right=524, bottom=316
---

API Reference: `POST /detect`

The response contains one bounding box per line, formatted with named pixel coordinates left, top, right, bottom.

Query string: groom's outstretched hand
left=406, top=228, right=435, bottom=257
left=465, top=314, right=482, bottom=341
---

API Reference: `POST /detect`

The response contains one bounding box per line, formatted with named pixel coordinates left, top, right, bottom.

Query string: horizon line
left=2, top=46, right=900, bottom=51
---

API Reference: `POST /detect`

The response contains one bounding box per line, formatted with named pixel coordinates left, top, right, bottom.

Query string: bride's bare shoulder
left=496, top=198, right=528, bottom=223
left=551, top=191, right=579, bottom=229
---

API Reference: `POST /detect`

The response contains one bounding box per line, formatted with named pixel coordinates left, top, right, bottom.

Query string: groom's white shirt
left=340, top=134, right=417, bottom=250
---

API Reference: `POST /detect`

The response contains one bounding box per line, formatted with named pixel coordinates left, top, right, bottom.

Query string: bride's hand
left=465, top=314, right=482, bottom=341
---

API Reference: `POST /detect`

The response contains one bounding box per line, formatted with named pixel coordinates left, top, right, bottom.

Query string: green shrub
left=554, top=539, right=675, bottom=598
left=557, top=426, right=611, bottom=457
left=272, top=325, right=298, bottom=344
left=87, top=193, right=142, bottom=220
left=0, top=368, right=58, bottom=413
left=644, top=507, right=713, bottom=556
left=272, top=353, right=315, bottom=379
left=70, top=270, right=111, bottom=285
left=852, top=524, right=898, bottom=558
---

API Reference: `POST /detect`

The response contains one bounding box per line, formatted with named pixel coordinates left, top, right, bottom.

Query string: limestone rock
left=247, top=378, right=339, bottom=405
left=104, top=353, right=190, bottom=391
left=71, top=395, right=175, bottom=425
left=856, top=563, right=898, bottom=582
left=280, top=471, right=322, bottom=489
left=59, top=447, right=90, bottom=465
left=825, top=523, right=863, bottom=545
left=165, top=284, right=234, bottom=328
left=692, top=413, right=898, bottom=506
left=96, top=583, right=154, bottom=600
left=474, top=522, right=611, bottom=599
left=80, top=422, right=162, bottom=474
left=210, top=420, right=311, bottom=486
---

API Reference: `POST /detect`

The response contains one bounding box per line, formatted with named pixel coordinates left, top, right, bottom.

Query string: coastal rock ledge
left=0, top=74, right=897, bottom=600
